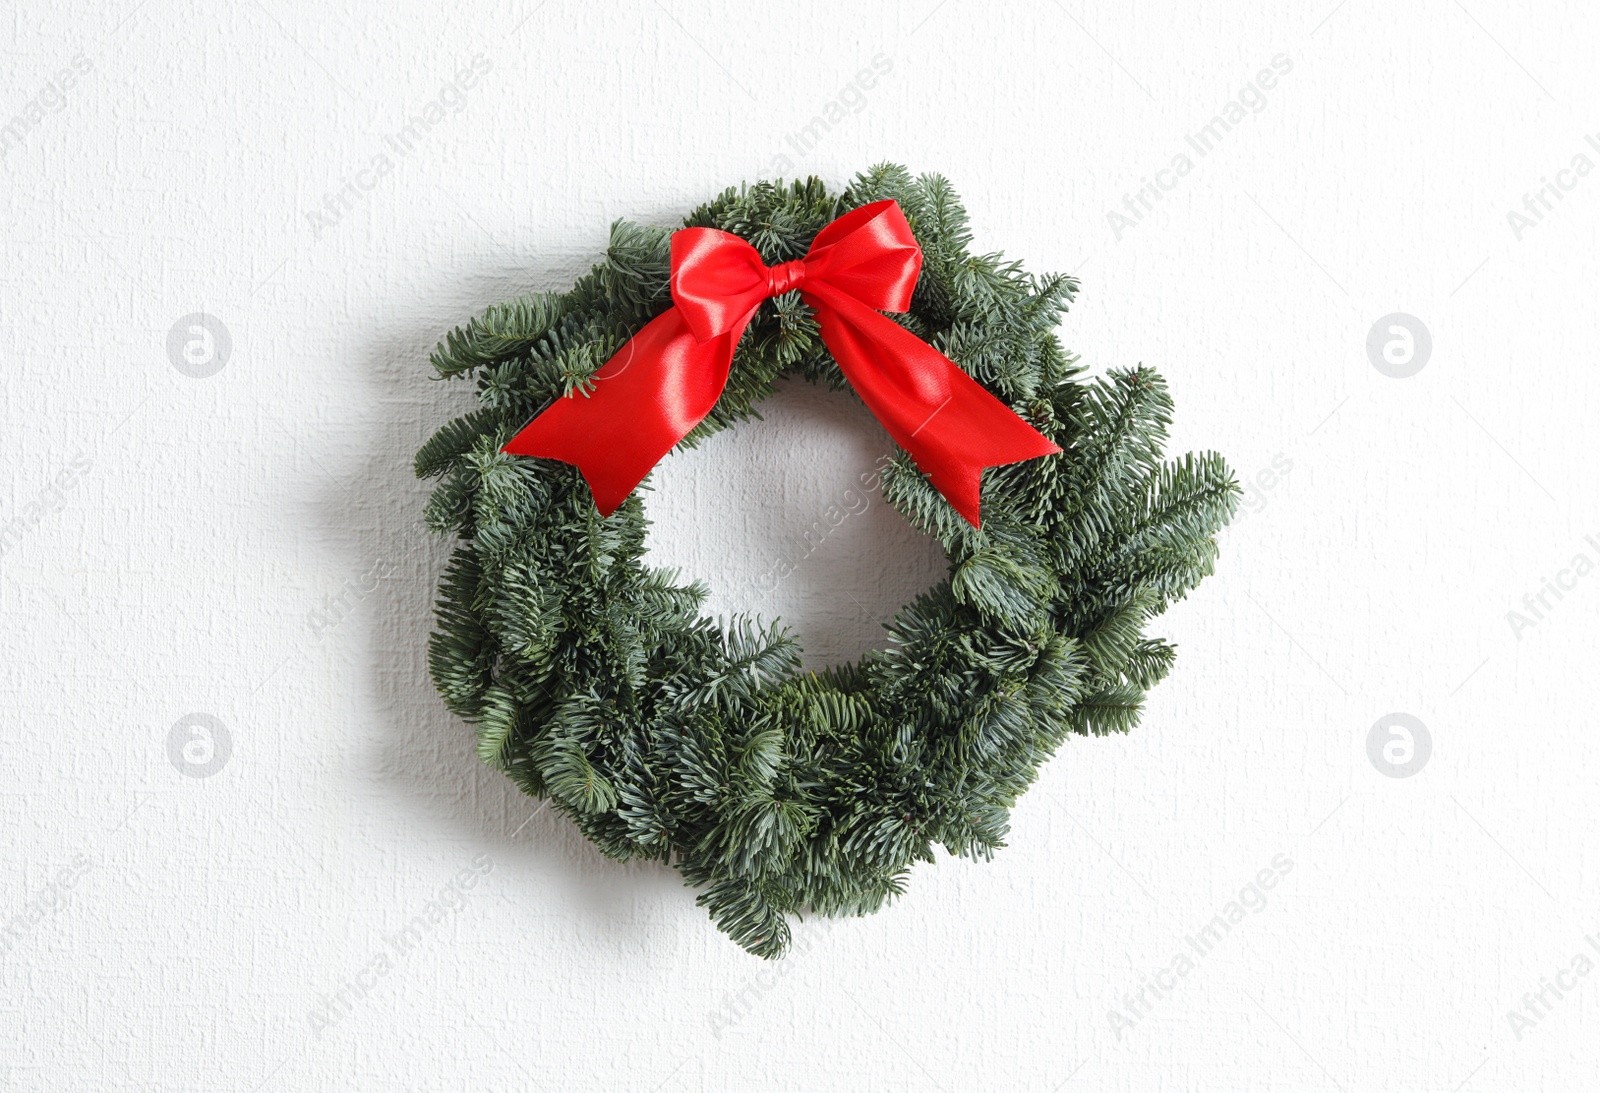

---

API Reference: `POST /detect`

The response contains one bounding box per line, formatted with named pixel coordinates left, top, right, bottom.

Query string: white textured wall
left=4, top=1, right=1598, bottom=1089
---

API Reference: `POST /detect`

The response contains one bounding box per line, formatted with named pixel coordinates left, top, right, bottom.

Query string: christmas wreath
left=417, top=165, right=1238, bottom=957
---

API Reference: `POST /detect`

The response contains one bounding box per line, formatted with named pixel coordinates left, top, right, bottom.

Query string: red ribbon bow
left=502, top=200, right=1060, bottom=527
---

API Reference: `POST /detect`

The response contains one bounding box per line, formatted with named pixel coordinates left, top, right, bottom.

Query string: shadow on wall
left=315, top=261, right=682, bottom=949
left=320, top=274, right=946, bottom=947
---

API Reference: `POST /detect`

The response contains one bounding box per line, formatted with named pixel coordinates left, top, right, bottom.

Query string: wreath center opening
left=644, top=377, right=947, bottom=671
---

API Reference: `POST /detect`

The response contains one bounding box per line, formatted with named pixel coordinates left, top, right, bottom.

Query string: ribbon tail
left=502, top=307, right=739, bottom=515
left=805, top=284, right=1060, bottom=527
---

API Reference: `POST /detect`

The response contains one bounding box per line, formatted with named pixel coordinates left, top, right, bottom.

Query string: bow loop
left=669, top=228, right=771, bottom=344
left=799, top=200, right=922, bottom=312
